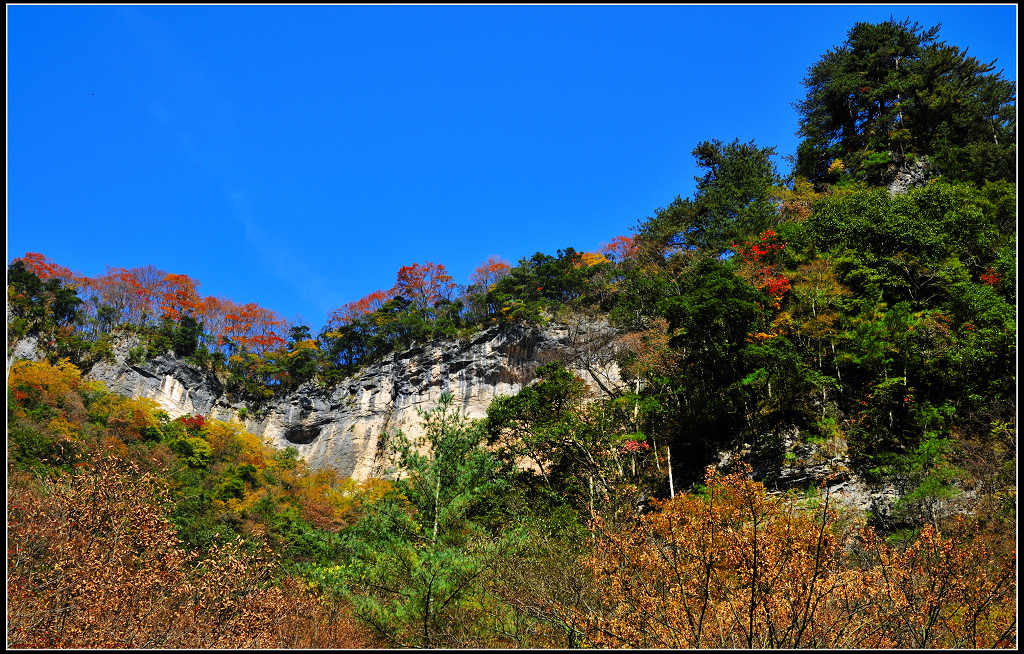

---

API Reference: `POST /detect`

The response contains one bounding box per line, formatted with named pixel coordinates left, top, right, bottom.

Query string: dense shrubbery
left=6, top=359, right=386, bottom=647
left=579, top=466, right=1015, bottom=648
left=7, top=359, right=387, bottom=556
left=7, top=458, right=375, bottom=648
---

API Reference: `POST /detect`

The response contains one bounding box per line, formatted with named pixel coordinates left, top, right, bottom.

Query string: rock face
left=886, top=155, right=932, bottom=196
left=83, top=321, right=623, bottom=480
left=714, top=428, right=893, bottom=514
left=6, top=335, right=42, bottom=378
left=711, top=426, right=976, bottom=525
left=87, top=341, right=227, bottom=422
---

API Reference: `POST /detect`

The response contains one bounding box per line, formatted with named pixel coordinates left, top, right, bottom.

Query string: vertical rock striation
left=83, top=321, right=623, bottom=480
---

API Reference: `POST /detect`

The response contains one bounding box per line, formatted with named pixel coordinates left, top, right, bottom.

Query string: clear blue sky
left=8, top=5, right=1017, bottom=330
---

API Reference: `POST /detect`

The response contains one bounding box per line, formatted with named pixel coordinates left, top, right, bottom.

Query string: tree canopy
left=796, top=18, right=1016, bottom=186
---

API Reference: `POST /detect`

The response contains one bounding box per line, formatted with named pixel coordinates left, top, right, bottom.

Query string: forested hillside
left=7, top=19, right=1016, bottom=648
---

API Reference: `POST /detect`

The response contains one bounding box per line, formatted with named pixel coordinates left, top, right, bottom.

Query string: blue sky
left=8, top=5, right=1016, bottom=330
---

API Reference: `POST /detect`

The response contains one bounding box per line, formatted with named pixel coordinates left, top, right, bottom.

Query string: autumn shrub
left=7, top=418, right=82, bottom=472
left=6, top=456, right=377, bottom=649
left=575, top=465, right=1015, bottom=649
left=854, top=518, right=1016, bottom=648
left=8, top=358, right=85, bottom=417
left=488, top=527, right=601, bottom=648
left=7, top=359, right=386, bottom=579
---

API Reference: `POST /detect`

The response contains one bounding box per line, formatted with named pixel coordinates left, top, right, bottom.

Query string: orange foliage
left=469, top=256, right=511, bottom=289
left=328, top=288, right=397, bottom=327
left=396, top=261, right=456, bottom=307
left=856, top=520, right=1017, bottom=648
left=576, top=466, right=1016, bottom=648
left=79, top=267, right=142, bottom=324
left=327, top=260, right=457, bottom=326
left=158, top=273, right=201, bottom=321
left=575, top=251, right=610, bottom=268
left=196, top=296, right=236, bottom=346
left=6, top=458, right=378, bottom=648
left=14, top=252, right=75, bottom=282
left=12, top=253, right=289, bottom=355
left=600, top=235, right=638, bottom=262
left=103, top=265, right=168, bottom=325
left=224, top=302, right=288, bottom=354
left=78, top=264, right=169, bottom=326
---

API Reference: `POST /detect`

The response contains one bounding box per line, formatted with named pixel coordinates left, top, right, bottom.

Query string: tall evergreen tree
left=633, top=139, right=779, bottom=258
left=340, top=393, right=517, bottom=647
left=796, top=18, right=1016, bottom=185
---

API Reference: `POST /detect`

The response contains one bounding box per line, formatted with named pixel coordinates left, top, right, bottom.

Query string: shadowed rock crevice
left=284, top=424, right=322, bottom=445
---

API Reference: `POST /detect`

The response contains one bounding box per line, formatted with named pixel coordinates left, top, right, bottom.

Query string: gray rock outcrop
left=82, top=320, right=624, bottom=480
left=6, top=335, right=42, bottom=379
left=886, top=155, right=932, bottom=196
left=712, top=425, right=975, bottom=524
left=10, top=322, right=955, bottom=521
left=714, top=429, right=891, bottom=514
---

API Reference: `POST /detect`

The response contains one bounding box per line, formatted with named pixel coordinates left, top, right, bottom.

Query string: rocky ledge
left=81, top=320, right=623, bottom=480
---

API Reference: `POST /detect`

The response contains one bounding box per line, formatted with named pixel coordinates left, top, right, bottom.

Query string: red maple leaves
left=396, top=262, right=456, bottom=308
left=979, top=267, right=1000, bottom=286
left=15, top=252, right=76, bottom=282
left=600, top=235, right=637, bottom=262
left=732, top=229, right=791, bottom=307
left=223, top=303, right=288, bottom=354
left=14, top=252, right=289, bottom=355
left=469, top=256, right=511, bottom=289
left=328, top=261, right=458, bottom=327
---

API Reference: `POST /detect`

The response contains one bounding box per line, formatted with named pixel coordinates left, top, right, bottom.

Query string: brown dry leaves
left=577, top=465, right=1016, bottom=649
left=6, top=456, right=377, bottom=649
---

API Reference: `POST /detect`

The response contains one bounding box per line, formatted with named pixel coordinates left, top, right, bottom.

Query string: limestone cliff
left=83, top=320, right=623, bottom=480
left=9, top=321, right=936, bottom=521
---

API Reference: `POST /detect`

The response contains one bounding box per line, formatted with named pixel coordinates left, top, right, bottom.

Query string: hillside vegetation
left=7, top=19, right=1016, bottom=648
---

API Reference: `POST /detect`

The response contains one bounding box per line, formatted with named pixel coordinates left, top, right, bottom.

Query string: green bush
left=7, top=419, right=81, bottom=472
left=170, top=435, right=213, bottom=468
left=128, top=345, right=146, bottom=365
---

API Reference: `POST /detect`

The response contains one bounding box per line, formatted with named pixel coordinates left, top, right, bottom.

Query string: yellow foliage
left=47, top=415, right=81, bottom=441
left=9, top=358, right=83, bottom=404
left=202, top=419, right=246, bottom=460
left=82, top=379, right=108, bottom=395
left=290, top=339, right=318, bottom=354
left=770, top=311, right=794, bottom=335
left=87, top=393, right=118, bottom=423
left=107, top=396, right=161, bottom=440
left=236, top=431, right=268, bottom=466
left=236, top=487, right=268, bottom=514
left=579, top=252, right=609, bottom=267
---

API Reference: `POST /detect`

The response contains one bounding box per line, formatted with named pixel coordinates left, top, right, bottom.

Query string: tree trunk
left=432, top=473, right=441, bottom=544
left=667, top=445, right=675, bottom=499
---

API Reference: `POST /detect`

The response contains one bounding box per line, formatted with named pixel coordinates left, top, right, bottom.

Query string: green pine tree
left=340, top=392, right=519, bottom=647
